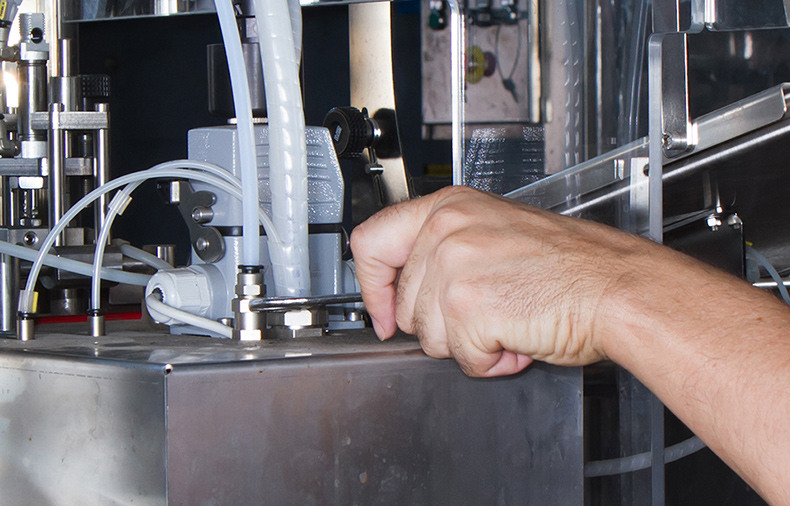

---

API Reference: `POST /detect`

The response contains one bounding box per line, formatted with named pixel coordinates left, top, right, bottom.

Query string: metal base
left=0, top=322, right=583, bottom=505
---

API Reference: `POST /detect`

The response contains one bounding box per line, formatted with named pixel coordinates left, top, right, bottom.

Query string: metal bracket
left=349, top=3, right=412, bottom=204
left=167, top=181, right=225, bottom=263
left=30, top=110, right=109, bottom=130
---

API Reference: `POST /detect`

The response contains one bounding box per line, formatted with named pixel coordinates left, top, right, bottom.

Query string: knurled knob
left=80, top=74, right=111, bottom=100
left=323, top=106, right=374, bottom=159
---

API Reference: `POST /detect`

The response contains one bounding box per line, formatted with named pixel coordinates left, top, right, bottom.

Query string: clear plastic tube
left=214, top=0, right=261, bottom=267
left=253, top=0, right=311, bottom=297
left=145, top=293, right=232, bottom=338
left=91, top=184, right=139, bottom=310
left=118, top=243, right=172, bottom=271
left=21, top=160, right=281, bottom=314
left=0, top=240, right=149, bottom=286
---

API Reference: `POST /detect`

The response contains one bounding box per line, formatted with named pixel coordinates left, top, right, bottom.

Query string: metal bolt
left=191, top=206, right=214, bottom=224
left=195, top=237, right=210, bottom=252
left=706, top=215, right=722, bottom=232
left=347, top=311, right=363, bottom=322
left=727, top=214, right=743, bottom=229
left=23, top=231, right=37, bottom=245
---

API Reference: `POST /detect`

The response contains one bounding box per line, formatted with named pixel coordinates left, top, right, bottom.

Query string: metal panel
left=0, top=326, right=583, bottom=505
left=0, top=350, right=167, bottom=505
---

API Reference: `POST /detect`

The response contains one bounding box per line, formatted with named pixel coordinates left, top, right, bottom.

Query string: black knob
left=323, top=106, right=374, bottom=159
left=80, top=74, right=111, bottom=102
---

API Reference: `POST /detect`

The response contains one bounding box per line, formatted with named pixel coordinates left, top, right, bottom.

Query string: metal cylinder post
left=48, top=102, right=65, bottom=244
left=0, top=253, right=18, bottom=334
left=94, top=103, right=110, bottom=243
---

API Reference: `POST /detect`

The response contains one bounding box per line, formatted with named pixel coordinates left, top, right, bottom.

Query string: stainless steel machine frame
left=0, top=325, right=583, bottom=505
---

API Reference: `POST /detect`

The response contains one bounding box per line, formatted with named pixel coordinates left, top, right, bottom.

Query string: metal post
left=0, top=253, right=18, bottom=335
left=18, top=13, right=48, bottom=160
left=48, top=102, right=65, bottom=245
left=94, top=103, right=110, bottom=243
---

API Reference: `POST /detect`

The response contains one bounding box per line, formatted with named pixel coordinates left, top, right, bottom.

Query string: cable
left=118, top=243, right=172, bottom=271
left=0, top=240, right=149, bottom=286
left=584, top=435, right=706, bottom=478
left=145, top=292, right=232, bottom=339
left=746, top=246, right=790, bottom=305
left=494, top=23, right=522, bottom=86
left=21, top=160, right=283, bottom=314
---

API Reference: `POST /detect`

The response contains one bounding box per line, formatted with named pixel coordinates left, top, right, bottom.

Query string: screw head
left=195, top=237, right=210, bottom=252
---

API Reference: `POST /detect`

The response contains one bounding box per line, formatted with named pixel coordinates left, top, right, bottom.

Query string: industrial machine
left=0, top=0, right=786, bottom=503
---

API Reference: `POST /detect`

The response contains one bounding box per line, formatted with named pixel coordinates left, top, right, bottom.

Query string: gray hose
left=584, top=435, right=706, bottom=478
left=746, top=246, right=790, bottom=305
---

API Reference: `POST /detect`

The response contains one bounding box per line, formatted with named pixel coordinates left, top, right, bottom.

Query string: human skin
left=350, top=185, right=790, bottom=504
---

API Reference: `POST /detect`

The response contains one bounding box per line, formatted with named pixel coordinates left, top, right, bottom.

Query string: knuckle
left=349, top=226, right=367, bottom=256
left=425, top=204, right=474, bottom=235
left=442, top=278, right=475, bottom=319
left=432, top=232, right=475, bottom=267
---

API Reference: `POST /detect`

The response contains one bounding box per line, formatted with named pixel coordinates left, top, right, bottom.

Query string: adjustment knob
left=323, top=106, right=375, bottom=159
left=80, top=74, right=111, bottom=101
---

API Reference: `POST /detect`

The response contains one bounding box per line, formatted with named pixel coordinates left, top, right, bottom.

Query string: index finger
left=350, top=196, right=437, bottom=339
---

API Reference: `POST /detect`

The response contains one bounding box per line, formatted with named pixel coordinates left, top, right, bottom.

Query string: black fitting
left=238, top=265, right=263, bottom=274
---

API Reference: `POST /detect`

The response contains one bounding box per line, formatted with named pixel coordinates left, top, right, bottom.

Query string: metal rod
left=249, top=292, right=363, bottom=312
left=754, top=279, right=790, bottom=288
left=48, top=102, right=65, bottom=245
left=94, top=103, right=110, bottom=244
left=0, top=253, right=18, bottom=334
left=448, top=0, right=464, bottom=185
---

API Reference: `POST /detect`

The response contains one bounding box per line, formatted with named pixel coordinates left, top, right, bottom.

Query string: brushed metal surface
left=0, top=324, right=583, bottom=505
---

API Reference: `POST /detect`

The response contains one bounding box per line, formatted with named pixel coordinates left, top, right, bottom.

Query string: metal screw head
left=346, top=311, right=363, bottom=322
left=22, top=231, right=37, bottom=245
left=195, top=237, right=210, bottom=252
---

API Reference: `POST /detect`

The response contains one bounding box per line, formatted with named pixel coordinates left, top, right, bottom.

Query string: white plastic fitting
left=145, top=264, right=227, bottom=325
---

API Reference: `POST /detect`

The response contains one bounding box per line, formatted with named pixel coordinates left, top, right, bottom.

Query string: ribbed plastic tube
left=253, top=0, right=310, bottom=297
left=214, top=0, right=262, bottom=267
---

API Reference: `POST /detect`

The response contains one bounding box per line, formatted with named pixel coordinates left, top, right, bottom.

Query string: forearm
left=600, top=247, right=790, bottom=504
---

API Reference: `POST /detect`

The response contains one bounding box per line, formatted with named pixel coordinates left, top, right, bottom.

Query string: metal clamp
left=164, top=180, right=225, bottom=263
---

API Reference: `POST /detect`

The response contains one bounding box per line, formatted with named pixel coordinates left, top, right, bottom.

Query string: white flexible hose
left=118, top=243, right=172, bottom=271
left=0, top=240, right=149, bottom=286
left=253, top=0, right=310, bottom=297
left=288, top=0, right=302, bottom=61
left=214, top=0, right=261, bottom=267
left=21, top=160, right=281, bottom=314
left=145, top=292, right=232, bottom=338
left=91, top=183, right=139, bottom=310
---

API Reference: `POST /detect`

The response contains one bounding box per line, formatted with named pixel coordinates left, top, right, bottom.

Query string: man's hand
left=351, top=186, right=649, bottom=377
